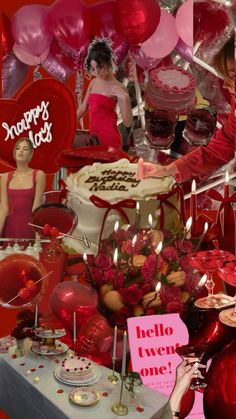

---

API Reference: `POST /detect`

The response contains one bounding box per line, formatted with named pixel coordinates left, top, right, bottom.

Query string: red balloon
left=76, top=313, right=129, bottom=368
left=42, top=39, right=74, bottom=82
left=49, top=0, right=91, bottom=57
left=90, top=1, right=129, bottom=65
left=204, top=339, right=236, bottom=418
left=2, top=53, right=29, bottom=98
left=1, top=12, right=14, bottom=59
left=0, top=78, right=76, bottom=174
left=114, top=0, right=161, bottom=45
left=194, top=0, right=231, bottom=43
left=0, top=254, right=48, bottom=309
left=50, top=280, right=98, bottom=338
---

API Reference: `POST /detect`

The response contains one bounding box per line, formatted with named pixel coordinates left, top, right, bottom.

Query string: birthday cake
left=60, top=356, right=95, bottom=382
left=64, top=159, right=178, bottom=254
left=145, top=65, right=196, bottom=114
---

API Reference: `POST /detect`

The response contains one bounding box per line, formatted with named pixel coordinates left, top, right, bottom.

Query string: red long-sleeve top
left=174, top=98, right=235, bottom=182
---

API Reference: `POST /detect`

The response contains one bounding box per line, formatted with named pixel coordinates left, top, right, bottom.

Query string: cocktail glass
left=217, top=259, right=236, bottom=327
left=176, top=344, right=208, bottom=390
left=188, top=250, right=230, bottom=308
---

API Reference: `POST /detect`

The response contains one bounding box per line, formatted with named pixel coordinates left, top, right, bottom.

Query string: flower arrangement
left=11, top=309, right=35, bottom=341
left=84, top=226, right=204, bottom=328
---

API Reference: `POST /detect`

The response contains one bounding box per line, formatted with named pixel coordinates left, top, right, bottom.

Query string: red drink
left=183, top=106, right=217, bottom=146
left=145, top=109, right=178, bottom=149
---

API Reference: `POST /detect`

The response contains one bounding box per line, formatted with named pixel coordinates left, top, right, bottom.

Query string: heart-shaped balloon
left=76, top=313, right=129, bottom=368
left=50, top=280, right=98, bottom=338
left=0, top=78, right=76, bottom=173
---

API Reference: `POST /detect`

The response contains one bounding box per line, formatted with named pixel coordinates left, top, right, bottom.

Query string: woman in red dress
left=0, top=137, right=46, bottom=238
left=77, top=38, right=133, bottom=149
left=138, top=35, right=235, bottom=182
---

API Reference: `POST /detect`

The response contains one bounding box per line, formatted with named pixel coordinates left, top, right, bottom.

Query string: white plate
left=194, top=294, right=235, bottom=309
left=54, top=363, right=102, bottom=386
left=31, top=341, right=68, bottom=356
left=219, top=308, right=236, bottom=327
left=69, top=388, right=100, bottom=406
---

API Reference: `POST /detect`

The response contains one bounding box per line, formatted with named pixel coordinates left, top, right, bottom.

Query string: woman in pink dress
left=77, top=38, right=133, bottom=149
left=0, top=137, right=46, bottom=238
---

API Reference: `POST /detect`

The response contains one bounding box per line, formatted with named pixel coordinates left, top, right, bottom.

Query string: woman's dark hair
left=85, top=38, right=117, bottom=74
left=213, top=34, right=234, bottom=78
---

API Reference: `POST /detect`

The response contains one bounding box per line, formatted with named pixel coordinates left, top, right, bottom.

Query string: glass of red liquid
left=183, top=104, right=217, bottom=146
left=176, top=344, right=208, bottom=390
left=145, top=109, right=178, bottom=149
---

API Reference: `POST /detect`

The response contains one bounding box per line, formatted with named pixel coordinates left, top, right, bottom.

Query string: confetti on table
left=57, top=389, right=64, bottom=394
left=136, top=406, right=144, bottom=413
left=102, top=392, right=109, bottom=397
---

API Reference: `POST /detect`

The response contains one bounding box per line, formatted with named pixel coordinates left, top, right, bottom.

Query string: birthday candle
left=135, top=201, right=141, bottom=230
left=148, top=214, right=153, bottom=229
left=190, top=179, right=197, bottom=233
left=73, top=312, right=76, bottom=342
left=131, top=234, right=137, bottom=265
left=112, top=325, right=118, bottom=359
left=121, top=331, right=127, bottom=376
left=34, top=305, right=38, bottom=327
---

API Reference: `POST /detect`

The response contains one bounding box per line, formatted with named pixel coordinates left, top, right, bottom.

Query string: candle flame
left=83, top=252, right=87, bottom=263
left=148, top=214, right=153, bottom=228
left=225, top=170, right=229, bottom=183
left=155, top=282, right=161, bottom=292
left=114, top=220, right=119, bottom=233
left=136, top=201, right=140, bottom=212
left=155, top=241, right=163, bottom=254
left=132, top=234, right=137, bottom=247
left=198, top=274, right=207, bottom=287
left=113, top=248, right=118, bottom=265
left=204, top=222, right=209, bottom=233
left=191, top=179, right=196, bottom=193
left=186, top=216, right=192, bottom=232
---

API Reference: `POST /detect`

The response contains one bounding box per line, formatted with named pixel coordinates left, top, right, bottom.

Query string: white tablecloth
left=0, top=340, right=167, bottom=419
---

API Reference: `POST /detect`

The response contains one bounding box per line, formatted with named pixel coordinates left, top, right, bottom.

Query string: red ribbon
left=206, top=188, right=236, bottom=253
left=157, top=183, right=186, bottom=229
left=90, top=195, right=136, bottom=249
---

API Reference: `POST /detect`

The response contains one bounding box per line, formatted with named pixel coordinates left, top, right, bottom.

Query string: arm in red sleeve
left=173, top=102, right=235, bottom=182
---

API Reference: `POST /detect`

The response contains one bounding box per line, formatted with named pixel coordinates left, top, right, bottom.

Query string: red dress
left=3, top=170, right=37, bottom=238
left=174, top=98, right=235, bottom=182
left=88, top=93, right=122, bottom=149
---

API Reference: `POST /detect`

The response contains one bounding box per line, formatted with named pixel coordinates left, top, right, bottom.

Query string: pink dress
left=88, top=93, right=122, bottom=149
left=3, top=170, right=37, bottom=238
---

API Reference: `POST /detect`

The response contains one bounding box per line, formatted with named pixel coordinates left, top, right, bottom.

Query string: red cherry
left=43, top=224, right=52, bottom=235
left=50, top=227, right=60, bottom=237
left=25, top=280, right=37, bottom=291
left=19, top=288, right=31, bottom=300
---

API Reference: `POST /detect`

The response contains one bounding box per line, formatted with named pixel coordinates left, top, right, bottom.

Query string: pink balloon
left=2, top=53, right=29, bottom=98
left=130, top=46, right=161, bottom=70
left=42, top=39, right=74, bottom=82
left=50, top=280, right=98, bottom=338
left=141, top=9, right=179, bottom=59
left=13, top=43, right=50, bottom=66
left=49, top=0, right=91, bottom=58
left=90, top=1, right=129, bottom=65
left=175, top=38, right=193, bottom=63
left=175, top=0, right=193, bottom=47
left=11, top=5, right=53, bottom=57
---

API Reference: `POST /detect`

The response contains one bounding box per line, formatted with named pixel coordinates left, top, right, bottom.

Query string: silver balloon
left=159, top=0, right=183, bottom=13
left=2, top=52, right=29, bottom=98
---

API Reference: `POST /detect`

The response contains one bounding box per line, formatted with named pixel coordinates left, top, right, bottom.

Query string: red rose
left=104, top=269, right=124, bottom=289
left=175, top=239, right=193, bottom=254
left=160, top=285, right=181, bottom=305
left=95, top=253, right=113, bottom=270
left=111, top=307, right=132, bottom=328
left=166, top=301, right=184, bottom=313
left=141, top=254, right=164, bottom=282
left=119, top=284, right=143, bottom=305
left=90, top=267, right=105, bottom=287
left=162, top=246, right=178, bottom=261
left=121, top=239, right=142, bottom=255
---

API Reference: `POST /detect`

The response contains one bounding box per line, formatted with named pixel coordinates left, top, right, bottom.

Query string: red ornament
left=114, top=0, right=161, bottom=45
left=0, top=78, right=76, bottom=174
left=204, top=339, right=236, bottom=418
left=1, top=12, right=14, bottom=59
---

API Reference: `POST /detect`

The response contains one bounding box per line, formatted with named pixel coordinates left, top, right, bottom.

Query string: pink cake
left=60, top=356, right=95, bottom=382
left=145, top=65, right=196, bottom=114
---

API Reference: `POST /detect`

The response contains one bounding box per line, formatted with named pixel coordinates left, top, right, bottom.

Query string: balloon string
left=1, top=271, right=53, bottom=308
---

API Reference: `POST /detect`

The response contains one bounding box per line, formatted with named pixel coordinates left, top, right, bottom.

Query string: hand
left=110, top=84, right=129, bottom=101
left=137, top=158, right=174, bottom=179
left=174, top=360, right=205, bottom=395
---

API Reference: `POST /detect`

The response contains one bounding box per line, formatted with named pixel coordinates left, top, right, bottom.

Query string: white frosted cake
left=64, top=159, right=177, bottom=254
left=146, top=65, right=196, bottom=114
left=60, top=356, right=94, bottom=382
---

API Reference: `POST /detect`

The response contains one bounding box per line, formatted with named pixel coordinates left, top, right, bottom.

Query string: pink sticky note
left=137, top=158, right=144, bottom=180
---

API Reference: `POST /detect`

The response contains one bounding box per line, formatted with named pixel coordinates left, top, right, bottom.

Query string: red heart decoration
left=0, top=78, right=76, bottom=173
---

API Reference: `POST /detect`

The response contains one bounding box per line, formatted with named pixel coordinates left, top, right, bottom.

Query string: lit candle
left=83, top=252, right=93, bottom=283
left=224, top=170, right=229, bottom=199
left=113, top=247, right=119, bottom=272
left=114, top=220, right=119, bottom=234
left=112, top=325, right=118, bottom=359
left=134, top=201, right=140, bottom=231
left=153, top=241, right=163, bottom=279
left=194, top=222, right=209, bottom=251
left=190, top=179, right=197, bottom=234
left=148, top=214, right=153, bottom=230
left=121, top=330, right=127, bottom=376
left=34, top=305, right=38, bottom=328
left=73, top=312, right=76, bottom=342
left=197, top=274, right=207, bottom=289
left=131, top=234, right=137, bottom=265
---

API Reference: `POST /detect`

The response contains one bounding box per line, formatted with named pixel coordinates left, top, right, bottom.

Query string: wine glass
left=188, top=250, right=230, bottom=308
left=176, top=344, right=208, bottom=390
left=217, top=259, right=236, bottom=327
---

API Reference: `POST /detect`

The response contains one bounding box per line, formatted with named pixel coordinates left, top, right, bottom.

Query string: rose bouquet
left=84, top=226, right=205, bottom=328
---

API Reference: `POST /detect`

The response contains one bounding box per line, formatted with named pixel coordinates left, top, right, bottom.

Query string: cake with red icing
left=145, top=65, right=196, bottom=114
left=60, top=356, right=95, bottom=382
